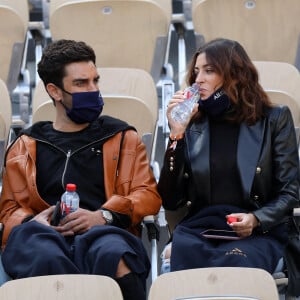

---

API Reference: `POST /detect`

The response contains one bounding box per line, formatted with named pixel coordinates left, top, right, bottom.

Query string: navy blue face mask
left=61, top=90, right=104, bottom=124
left=198, top=88, right=230, bottom=117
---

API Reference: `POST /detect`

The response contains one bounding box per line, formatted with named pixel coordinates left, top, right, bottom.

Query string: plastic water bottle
left=171, top=83, right=200, bottom=124
left=61, top=183, right=80, bottom=218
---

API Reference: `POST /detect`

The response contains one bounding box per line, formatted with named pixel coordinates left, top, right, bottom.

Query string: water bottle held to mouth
left=171, top=83, right=200, bottom=124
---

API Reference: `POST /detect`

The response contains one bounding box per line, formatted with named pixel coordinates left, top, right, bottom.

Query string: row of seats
left=0, top=268, right=281, bottom=299
left=1, top=0, right=300, bottom=88
left=0, top=0, right=172, bottom=85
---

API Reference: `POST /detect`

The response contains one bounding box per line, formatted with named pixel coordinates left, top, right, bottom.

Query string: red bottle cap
left=227, top=216, right=238, bottom=224
left=66, top=183, right=76, bottom=192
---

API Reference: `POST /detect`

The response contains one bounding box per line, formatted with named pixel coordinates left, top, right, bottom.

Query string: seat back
left=266, top=90, right=300, bottom=129
left=253, top=61, right=300, bottom=128
left=31, top=80, right=55, bottom=123
left=49, top=0, right=172, bottom=82
left=192, top=0, right=300, bottom=67
left=253, top=61, right=300, bottom=101
left=99, top=67, right=158, bottom=139
left=0, top=79, right=12, bottom=174
left=0, top=0, right=28, bottom=83
left=148, top=267, right=279, bottom=300
left=0, top=274, right=123, bottom=300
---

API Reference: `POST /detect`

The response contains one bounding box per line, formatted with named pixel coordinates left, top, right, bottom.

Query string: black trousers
left=2, top=221, right=150, bottom=299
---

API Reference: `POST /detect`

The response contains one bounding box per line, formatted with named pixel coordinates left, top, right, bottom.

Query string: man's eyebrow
left=72, top=75, right=100, bottom=84
left=72, top=78, right=89, bottom=84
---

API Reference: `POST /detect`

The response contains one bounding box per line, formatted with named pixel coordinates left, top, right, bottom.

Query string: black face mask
left=61, top=90, right=104, bottom=124
left=198, top=88, right=230, bottom=117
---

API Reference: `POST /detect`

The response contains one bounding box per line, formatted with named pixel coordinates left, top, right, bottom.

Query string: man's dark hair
left=37, top=39, right=96, bottom=88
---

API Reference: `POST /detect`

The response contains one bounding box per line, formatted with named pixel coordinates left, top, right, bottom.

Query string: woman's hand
left=226, top=213, right=260, bottom=237
left=167, top=90, right=199, bottom=136
left=54, top=208, right=104, bottom=236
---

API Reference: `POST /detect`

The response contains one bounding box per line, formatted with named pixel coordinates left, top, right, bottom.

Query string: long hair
left=187, top=38, right=272, bottom=124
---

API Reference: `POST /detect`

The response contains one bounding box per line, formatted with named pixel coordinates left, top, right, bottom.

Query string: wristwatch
left=100, top=209, right=113, bottom=225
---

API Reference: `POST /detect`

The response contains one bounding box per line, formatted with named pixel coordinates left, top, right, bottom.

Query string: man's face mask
left=61, top=89, right=104, bottom=124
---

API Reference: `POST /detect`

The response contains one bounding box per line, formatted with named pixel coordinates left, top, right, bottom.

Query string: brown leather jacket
left=0, top=130, right=161, bottom=247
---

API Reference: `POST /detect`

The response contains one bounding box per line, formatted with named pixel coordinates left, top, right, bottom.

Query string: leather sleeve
left=102, top=131, right=162, bottom=230
left=157, top=138, right=187, bottom=210
left=253, top=106, right=300, bottom=231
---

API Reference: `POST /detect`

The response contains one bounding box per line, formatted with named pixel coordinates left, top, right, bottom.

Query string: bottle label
left=61, top=192, right=79, bottom=217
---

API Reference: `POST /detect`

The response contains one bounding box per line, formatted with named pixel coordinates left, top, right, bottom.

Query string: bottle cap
left=66, top=183, right=76, bottom=192
left=226, top=216, right=238, bottom=224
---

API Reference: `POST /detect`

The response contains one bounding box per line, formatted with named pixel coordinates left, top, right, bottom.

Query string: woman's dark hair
left=187, top=38, right=272, bottom=124
left=37, top=39, right=96, bottom=89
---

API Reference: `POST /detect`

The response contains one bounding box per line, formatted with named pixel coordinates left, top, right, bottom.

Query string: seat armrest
left=143, top=215, right=160, bottom=242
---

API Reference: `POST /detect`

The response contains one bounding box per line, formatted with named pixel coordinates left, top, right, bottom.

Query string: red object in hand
left=227, top=216, right=238, bottom=224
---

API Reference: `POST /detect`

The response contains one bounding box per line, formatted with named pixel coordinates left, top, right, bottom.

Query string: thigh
left=2, top=221, right=78, bottom=278
left=73, top=226, right=150, bottom=278
left=171, top=225, right=284, bottom=274
left=215, top=235, right=284, bottom=273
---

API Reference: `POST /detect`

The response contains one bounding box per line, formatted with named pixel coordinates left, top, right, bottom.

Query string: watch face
left=102, top=210, right=113, bottom=224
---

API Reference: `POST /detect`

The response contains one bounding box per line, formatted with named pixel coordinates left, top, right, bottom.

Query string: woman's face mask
left=61, top=90, right=104, bottom=124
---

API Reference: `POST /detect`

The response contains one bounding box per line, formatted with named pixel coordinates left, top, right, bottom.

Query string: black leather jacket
left=158, top=105, right=300, bottom=233
left=158, top=105, right=300, bottom=295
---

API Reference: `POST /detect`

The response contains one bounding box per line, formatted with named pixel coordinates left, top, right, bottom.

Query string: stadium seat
left=148, top=267, right=280, bottom=300
left=49, top=0, right=172, bottom=83
left=253, top=61, right=300, bottom=105
left=253, top=61, right=300, bottom=141
left=192, top=0, right=300, bottom=70
left=0, top=0, right=29, bottom=91
left=0, top=274, right=123, bottom=300
left=0, top=79, right=12, bottom=176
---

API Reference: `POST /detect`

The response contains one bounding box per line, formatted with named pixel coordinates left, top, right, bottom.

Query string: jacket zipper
left=33, top=132, right=118, bottom=189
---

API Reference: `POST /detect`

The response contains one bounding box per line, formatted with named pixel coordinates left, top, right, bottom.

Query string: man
left=0, top=39, right=161, bottom=300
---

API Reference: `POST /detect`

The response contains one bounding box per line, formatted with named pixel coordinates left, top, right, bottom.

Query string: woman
left=158, top=38, right=299, bottom=279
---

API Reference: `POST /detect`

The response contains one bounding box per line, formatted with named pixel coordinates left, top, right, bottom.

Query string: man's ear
left=46, top=83, right=63, bottom=102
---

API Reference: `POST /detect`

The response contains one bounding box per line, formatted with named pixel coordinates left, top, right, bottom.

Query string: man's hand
left=55, top=208, right=105, bottom=236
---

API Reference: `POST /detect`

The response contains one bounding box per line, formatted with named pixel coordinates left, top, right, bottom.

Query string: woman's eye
left=206, top=69, right=214, bottom=74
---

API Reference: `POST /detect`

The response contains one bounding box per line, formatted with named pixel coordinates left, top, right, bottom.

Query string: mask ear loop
left=55, top=84, right=73, bottom=111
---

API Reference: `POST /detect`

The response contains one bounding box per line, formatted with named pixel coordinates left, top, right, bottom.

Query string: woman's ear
left=46, top=83, right=63, bottom=103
